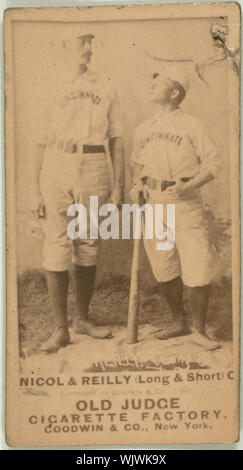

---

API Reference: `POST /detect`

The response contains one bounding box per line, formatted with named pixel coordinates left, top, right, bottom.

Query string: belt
left=47, top=139, right=105, bottom=154
left=141, top=176, right=192, bottom=192
left=83, top=144, right=105, bottom=154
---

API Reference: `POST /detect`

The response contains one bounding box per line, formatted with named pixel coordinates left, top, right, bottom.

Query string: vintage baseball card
left=4, top=3, right=240, bottom=446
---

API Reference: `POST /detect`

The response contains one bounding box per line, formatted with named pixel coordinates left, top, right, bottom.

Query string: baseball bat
left=126, top=207, right=141, bottom=344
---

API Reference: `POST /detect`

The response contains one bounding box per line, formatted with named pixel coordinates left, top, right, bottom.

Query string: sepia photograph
left=4, top=3, right=240, bottom=446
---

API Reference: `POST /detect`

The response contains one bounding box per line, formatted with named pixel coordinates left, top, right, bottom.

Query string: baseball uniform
left=131, top=107, right=220, bottom=287
left=37, top=69, right=123, bottom=271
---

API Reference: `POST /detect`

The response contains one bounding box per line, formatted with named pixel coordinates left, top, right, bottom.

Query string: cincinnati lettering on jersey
left=66, top=89, right=101, bottom=105
left=140, top=131, right=183, bottom=148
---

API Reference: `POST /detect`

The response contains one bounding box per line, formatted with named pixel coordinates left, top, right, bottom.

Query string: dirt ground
left=18, top=270, right=233, bottom=374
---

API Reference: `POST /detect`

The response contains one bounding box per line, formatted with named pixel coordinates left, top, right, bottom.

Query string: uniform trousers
left=142, top=189, right=218, bottom=287
left=40, top=147, right=111, bottom=271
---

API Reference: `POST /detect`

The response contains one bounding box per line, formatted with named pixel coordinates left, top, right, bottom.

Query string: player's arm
left=31, top=100, right=51, bottom=217
left=167, top=168, right=214, bottom=200
left=32, top=144, right=45, bottom=192
left=167, top=119, right=220, bottom=199
left=109, top=136, right=124, bottom=206
left=188, top=123, right=220, bottom=189
left=129, top=132, right=149, bottom=204
left=181, top=167, right=214, bottom=190
left=107, top=85, right=125, bottom=206
left=31, top=143, right=46, bottom=218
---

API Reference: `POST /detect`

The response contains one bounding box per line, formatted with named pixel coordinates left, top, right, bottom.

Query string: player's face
left=149, top=74, right=174, bottom=105
left=72, top=36, right=93, bottom=65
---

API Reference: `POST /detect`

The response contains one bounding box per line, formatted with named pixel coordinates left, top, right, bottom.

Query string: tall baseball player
left=130, top=66, right=221, bottom=350
left=32, top=32, right=124, bottom=353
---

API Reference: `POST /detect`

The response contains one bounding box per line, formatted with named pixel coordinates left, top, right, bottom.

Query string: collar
left=76, top=68, right=99, bottom=82
left=151, top=107, right=183, bottom=125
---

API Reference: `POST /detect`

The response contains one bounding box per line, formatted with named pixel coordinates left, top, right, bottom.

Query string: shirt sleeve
left=130, top=129, right=144, bottom=170
left=35, top=103, right=50, bottom=146
left=35, top=85, right=61, bottom=146
left=130, top=131, right=140, bottom=165
left=189, top=118, right=221, bottom=177
left=106, top=86, right=123, bottom=139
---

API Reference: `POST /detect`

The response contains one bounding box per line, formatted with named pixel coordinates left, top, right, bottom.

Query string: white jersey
left=37, top=69, right=123, bottom=147
left=131, top=107, right=220, bottom=180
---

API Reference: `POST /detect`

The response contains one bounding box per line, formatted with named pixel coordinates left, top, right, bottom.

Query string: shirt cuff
left=107, top=127, right=123, bottom=139
left=200, top=158, right=221, bottom=177
left=36, top=133, right=48, bottom=146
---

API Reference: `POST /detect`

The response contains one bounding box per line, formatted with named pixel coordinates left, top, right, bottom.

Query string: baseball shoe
left=73, top=319, right=112, bottom=339
left=190, top=331, right=221, bottom=351
left=41, top=326, right=70, bottom=353
left=155, top=323, right=191, bottom=340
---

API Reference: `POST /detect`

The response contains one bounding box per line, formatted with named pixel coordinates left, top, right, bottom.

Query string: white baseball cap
left=75, top=33, right=95, bottom=41
left=61, top=31, right=95, bottom=48
left=152, top=64, right=190, bottom=93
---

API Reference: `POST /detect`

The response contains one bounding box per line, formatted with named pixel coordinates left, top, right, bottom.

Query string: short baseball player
left=130, top=66, right=221, bottom=350
left=32, top=32, right=124, bottom=353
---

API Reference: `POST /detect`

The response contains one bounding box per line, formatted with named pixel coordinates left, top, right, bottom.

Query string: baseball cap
left=76, top=33, right=95, bottom=41
left=152, top=64, right=190, bottom=93
left=61, top=31, right=95, bottom=47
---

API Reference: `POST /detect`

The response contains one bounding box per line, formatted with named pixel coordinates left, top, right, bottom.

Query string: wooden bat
left=126, top=206, right=141, bottom=344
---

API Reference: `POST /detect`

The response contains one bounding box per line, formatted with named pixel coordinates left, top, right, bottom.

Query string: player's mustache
left=83, top=51, right=92, bottom=58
